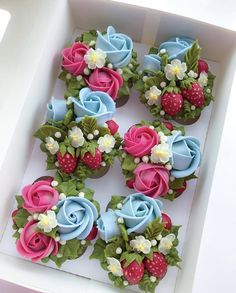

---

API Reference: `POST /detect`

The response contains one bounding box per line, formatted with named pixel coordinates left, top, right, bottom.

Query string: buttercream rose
left=143, top=54, right=162, bottom=72
left=61, top=42, right=88, bottom=76
left=56, top=196, right=98, bottom=241
left=72, top=87, right=115, bottom=124
left=167, top=131, right=201, bottom=178
left=115, top=193, right=163, bottom=234
left=124, top=126, right=159, bottom=157
left=22, top=180, right=59, bottom=213
left=16, top=220, right=58, bottom=262
left=96, top=26, right=133, bottom=68
left=85, top=67, right=123, bottom=100
left=133, top=163, right=170, bottom=198
left=97, top=209, right=121, bottom=242
left=47, top=97, right=67, bottom=121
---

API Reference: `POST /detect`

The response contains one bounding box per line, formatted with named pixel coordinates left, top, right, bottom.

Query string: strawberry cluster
left=34, top=116, right=122, bottom=180
left=135, top=40, right=215, bottom=124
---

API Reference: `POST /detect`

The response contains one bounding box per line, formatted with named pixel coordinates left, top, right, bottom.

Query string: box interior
left=0, top=1, right=236, bottom=292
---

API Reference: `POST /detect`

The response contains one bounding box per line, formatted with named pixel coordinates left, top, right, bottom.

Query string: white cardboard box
left=0, top=1, right=236, bottom=293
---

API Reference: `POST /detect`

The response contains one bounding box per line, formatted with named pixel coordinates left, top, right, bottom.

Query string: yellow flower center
left=149, top=92, right=158, bottom=101
left=92, top=53, right=98, bottom=62
left=41, top=216, right=49, bottom=226
left=110, top=265, right=118, bottom=273
left=71, top=133, right=78, bottom=140
left=155, top=149, right=168, bottom=159
left=137, top=243, right=145, bottom=251
left=104, top=139, right=111, bottom=147
left=164, top=241, right=173, bottom=250
left=47, top=143, right=54, bottom=150
left=172, top=66, right=180, bottom=75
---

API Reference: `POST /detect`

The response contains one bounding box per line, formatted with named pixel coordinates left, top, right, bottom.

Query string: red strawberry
left=106, top=120, right=119, bottom=135
left=175, top=181, right=187, bottom=198
left=163, top=121, right=174, bottom=131
left=122, top=260, right=144, bottom=285
left=161, top=93, right=183, bottom=116
left=86, top=226, right=98, bottom=241
left=81, top=149, right=102, bottom=170
left=198, top=59, right=209, bottom=74
left=181, top=82, right=205, bottom=108
left=161, top=213, right=172, bottom=230
left=144, top=253, right=167, bottom=279
left=57, top=152, right=78, bottom=174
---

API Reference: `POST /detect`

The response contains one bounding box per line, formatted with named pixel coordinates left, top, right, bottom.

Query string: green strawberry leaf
left=144, top=218, right=164, bottom=240
left=74, top=164, right=91, bottom=180
left=184, top=41, right=201, bottom=72
left=90, top=238, right=106, bottom=261
left=80, top=141, right=98, bottom=157
left=34, top=125, right=66, bottom=142
left=67, top=145, right=75, bottom=157
left=107, top=195, right=124, bottom=210
left=120, top=251, right=144, bottom=266
left=55, top=179, right=78, bottom=196
left=81, top=116, right=98, bottom=136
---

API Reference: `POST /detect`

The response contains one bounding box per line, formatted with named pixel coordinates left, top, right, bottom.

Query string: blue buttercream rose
left=96, top=26, right=133, bottom=68
left=168, top=131, right=201, bottom=178
left=143, top=36, right=194, bottom=72
left=47, top=97, right=67, bottom=121
left=72, top=87, right=115, bottom=125
left=115, top=193, right=162, bottom=234
left=159, top=36, right=194, bottom=62
left=56, top=196, right=98, bottom=241
left=97, top=209, right=121, bottom=242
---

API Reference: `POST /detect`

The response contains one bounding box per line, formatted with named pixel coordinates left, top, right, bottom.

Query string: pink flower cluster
left=61, top=42, right=123, bottom=100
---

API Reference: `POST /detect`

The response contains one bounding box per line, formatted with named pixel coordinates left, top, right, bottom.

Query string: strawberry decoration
left=181, top=82, right=205, bottom=108
left=81, top=149, right=102, bottom=170
left=175, top=181, right=187, bottom=197
left=106, top=120, right=119, bottom=135
left=144, top=253, right=167, bottom=279
left=57, top=151, right=78, bottom=174
left=161, top=92, right=183, bottom=116
left=86, top=226, right=98, bottom=241
left=161, top=213, right=172, bottom=230
left=122, top=260, right=145, bottom=285
left=126, top=178, right=135, bottom=189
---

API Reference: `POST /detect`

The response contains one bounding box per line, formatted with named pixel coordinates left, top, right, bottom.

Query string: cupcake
left=34, top=88, right=122, bottom=179
left=120, top=120, right=201, bottom=200
left=135, top=36, right=215, bottom=124
left=59, top=26, right=139, bottom=107
left=91, top=193, right=181, bottom=292
left=12, top=175, right=99, bottom=267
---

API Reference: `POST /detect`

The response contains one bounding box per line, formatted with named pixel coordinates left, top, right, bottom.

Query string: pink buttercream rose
left=61, top=42, right=88, bottom=76
left=133, top=163, right=170, bottom=198
left=124, top=126, right=159, bottom=157
left=22, top=180, right=59, bottom=213
left=16, top=220, right=58, bottom=262
left=85, top=67, right=123, bottom=100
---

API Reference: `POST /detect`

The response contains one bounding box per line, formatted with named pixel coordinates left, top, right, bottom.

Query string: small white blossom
left=165, top=59, right=187, bottom=80
left=84, top=48, right=106, bottom=69
left=97, top=134, right=115, bottom=154
left=37, top=211, right=57, bottom=233
left=142, top=156, right=149, bottom=163
left=107, top=257, right=123, bottom=277
left=158, top=234, right=176, bottom=255
left=145, top=86, right=162, bottom=106
left=198, top=71, right=208, bottom=87
left=188, top=70, right=197, bottom=78
left=160, top=135, right=168, bottom=144
left=45, top=137, right=59, bottom=155
left=68, top=126, right=85, bottom=148
left=150, top=143, right=171, bottom=164
left=130, top=235, right=152, bottom=254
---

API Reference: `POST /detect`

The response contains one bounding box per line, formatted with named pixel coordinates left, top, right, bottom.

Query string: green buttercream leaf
left=74, top=164, right=91, bottom=181
left=108, top=274, right=126, bottom=289
left=59, top=143, right=67, bottom=156
left=56, top=179, right=78, bottom=196
left=81, top=116, right=97, bottom=136
left=144, top=218, right=164, bottom=240
left=207, top=71, right=215, bottom=88
left=13, top=209, right=30, bottom=228
left=34, top=125, right=66, bottom=142
left=81, top=141, right=98, bottom=157
left=40, top=142, right=47, bottom=153
left=107, top=195, right=124, bottom=210
left=46, top=155, right=56, bottom=170
left=58, top=70, right=67, bottom=81
left=139, top=273, right=159, bottom=293
left=67, top=146, right=75, bottom=157
left=165, top=247, right=181, bottom=267
left=63, top=109, right=74, bottom=126
left=185, top=173, right=198, bottom=181
left=81, top=31, right=97, bottom=45
left=90, top=238, right=106, bottom=261
left=169, top=177, right=185, bottom=189
left=134, top=79, right=145, bottom=92
left=122, top=67, right=137, bottom=81
left=184, top=41, right=201, bottom=72
left=104, top=238, right=125, bottom=258
left=145, top=74, right=164, bottom=90
left=118, top=82, right=130, bottom=97
left=121, top=154, right=137, bottom=172
left=149, top=47, right=159, bottom=54
left=15, top=196, right=24, bottom=209
left=12, top=230, right=20, bottom=239
left=119, top=224, right=128, bottom=242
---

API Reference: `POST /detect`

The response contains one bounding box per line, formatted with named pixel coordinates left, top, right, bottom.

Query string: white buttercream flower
left=165, top=59, right=187, bottom=80
left=37, top=211, right=57, bottom=233
left=145, top=86, right=162, bottom=106
left=150, top=143, right=171, bottom=164
left=130, top=235, right=151, bottom=254
left=107, top=257, right=123, bottom=277
left=198, top=71, right=208, bottom=88
left=68, top=126, right=85, bottom=148
left=158, top=234, right=176, bottom=255
left=84, top=48, right=106, bottom=69
left=45, top=137, right=59, bottom=155
left=97, top=134, right=115, bottom=154
left=188, top=70, right=198, bottom=78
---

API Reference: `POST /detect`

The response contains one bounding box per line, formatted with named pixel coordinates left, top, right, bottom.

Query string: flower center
left=155, top=149, right=168, bottom=159
left=104, top=139, right=111, bottom=147
left=137, top=243, right=145, bottom=251
left=164, top=241, right=173, bottom=250
left=47, top=143, right=54, bottom=150
left=149, top=92, right=158, bottom=100
left=92, top=53, right=98, bottom=62
left=110, top=265, right=118, bottom=273
left=172, top=66, right=180, bottom=75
